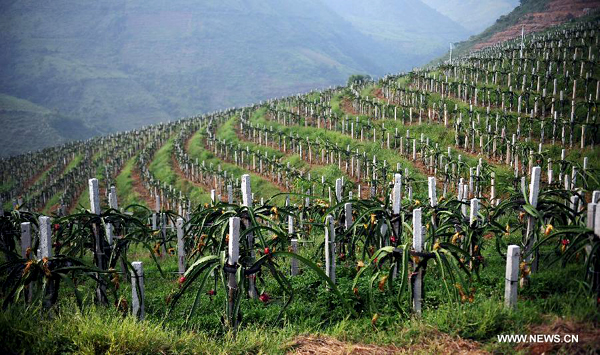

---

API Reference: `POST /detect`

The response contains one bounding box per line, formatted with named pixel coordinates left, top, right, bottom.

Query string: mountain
left=0, top=94, right=97, bottom=156
left=421, top=0, right=520, bottom=34
left=323, top=0, right=469, bottom=66
left=429, top=0, right=600, bottom=66
left=0, top=0, right=473, bottom=156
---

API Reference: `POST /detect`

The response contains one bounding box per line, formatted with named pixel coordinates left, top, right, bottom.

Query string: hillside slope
left=0, top=94, right=97, bottom=156
left=0, top=0, right=469, bottom=157
left=472, top=0, right=600, bottom=49
left=0, top=0, right=480, bottom=157
left=429, top=0, right=600, bottom=65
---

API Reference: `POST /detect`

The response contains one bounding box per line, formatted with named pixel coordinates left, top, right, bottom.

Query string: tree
left=347, top=74, right=371, bottom=86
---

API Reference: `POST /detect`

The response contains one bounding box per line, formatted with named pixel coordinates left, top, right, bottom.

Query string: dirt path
left=131, top=166, right=155, bottom=207
left=341, top=98, right=360, bottom=116
left=370, top=88, right=513, bottom=171
left=23, top=163, right=53, bottom=190
left=184, top=131, right=195, bottom=153
left=238, top=117, right=362, bottom=186
left=66, top=186, right=86, bottom=214
left=263, top=111, right=439, bottom=188
left=170, top=152, right=227, bottom=201
left=202, top=138, right=288, bottom=194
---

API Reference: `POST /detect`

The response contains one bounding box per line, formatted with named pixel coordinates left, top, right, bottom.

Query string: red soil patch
left=473, top=0, right=600, bottom=50
left=341, top=98, right=360, bottom=116
left=287, top=331, right=486, bottom=354
left=517, top=317, right=600, bottom=354
left=237, top=117, right=363, bottom=186
left=23, top=163, right=53, bottom=190
left=203, top=139, right=288, bottom=194
left=66, top=185, right=86, bottom=214
left=371, top=88, right=433, bottom=124
left=170, top=152, right=227, bottom=201
left=131, top=166, right=155, bottom=207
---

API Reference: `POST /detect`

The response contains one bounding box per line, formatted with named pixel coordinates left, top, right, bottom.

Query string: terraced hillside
left=1, top=17, right=600, bottom=355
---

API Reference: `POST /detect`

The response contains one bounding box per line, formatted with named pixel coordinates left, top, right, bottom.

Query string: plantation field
left=1, top=16, right=600, bottom=354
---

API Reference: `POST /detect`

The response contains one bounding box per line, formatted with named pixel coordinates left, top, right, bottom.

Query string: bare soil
left=235, top=117, right=362, bottom=185
left=517, top=317, right=600, bottom=354
left=23, top=163, right=53, bottom=190
left=473, top=0, right=600, bottom=50
left=341, top=98, right=360, bottom=116
left=131, top=166, right=155, bottom=207
left=287, top=331, right=486, bottom=354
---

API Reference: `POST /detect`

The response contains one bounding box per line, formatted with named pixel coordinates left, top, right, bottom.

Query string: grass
left=250, top=107, right=434, bottom=198
left=148, top=136, right=212, bottom=206
left=41, top=192, right=62, bottom=215
left=115, top=157, right=148, bottom=208
left=186, top=127, right=284, bottom=203
left=216, top=115, right=354, bottom=195
left=0, top=179, right=14, bottom=194
left=1, top=179, right=13, bottom=210
left=2, top=220, right=598, bottom=354
left=29, top=165, right=53, bottom=190
left=3, top=13, right=600, bottom=354
left=64, top=154, right=83, bottom=175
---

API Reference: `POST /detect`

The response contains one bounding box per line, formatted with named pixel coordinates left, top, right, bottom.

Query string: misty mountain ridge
left=421, top=0, right=520, bottom=33
left=1, top=0, right=479, bottom=156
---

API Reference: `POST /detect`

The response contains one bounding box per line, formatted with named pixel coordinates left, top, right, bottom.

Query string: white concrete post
left=325, top=215, right=336, bottom=284
left=21, top=222, right=32, bottom=259
left=289, top=215, right=298, bottom=276
left=523, top=166, right=541, bottom=281
left=131, top=261, right=145, bottom=319
left=39, top=216, right=52, bottom=258
left=335, top=178, right=343, bottom=203
left=392, top=174, right=402, bottom=214
left=89, top=178, right=101, bottom=215
left=39, top=216, right=53, bottom=307
left=240, top=175, right=256, bottom=298
left=228, top=217, right=240, bottom=266
left=594, top=204, right=600, bottom=237
left=241, top=174, right=252, bottom=208
left=413, top=208, right=423, bottom=315
left=504, top=245, right=520, bottom=309
left=469, top=198, right=479, bottom=226
left=20, top=222, right=33, bottom=301
left=108, top=186, right=118, bottom=210
left=227, top=184, right=233, bottom=205
left=428, top=177, right=437, bottom=207
left=105, top=223, right=114, bottom=246
left=344, top=203, right=352, bottom=231
left=177, top=217, right=185, bottom=274
left=228, top=217, right=240, bottom=323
